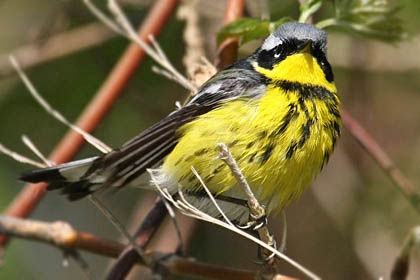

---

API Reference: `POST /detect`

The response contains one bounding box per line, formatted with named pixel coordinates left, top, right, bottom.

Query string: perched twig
left=390, top=225, right=420, bottom=280
left=0, top=0, right=178, bottom=248
left=342, top=110, right=420, bottom=214
left=0, top=215, right=276, bottom=280
left=0, top=23, right=116, bottom=79
left=216, top=143, right=276, bottom=261
left=214, top=0, right=245, bottom=70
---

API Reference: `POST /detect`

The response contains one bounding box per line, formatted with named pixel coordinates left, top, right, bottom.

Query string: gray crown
left=261, top=22, right=327, bottom=51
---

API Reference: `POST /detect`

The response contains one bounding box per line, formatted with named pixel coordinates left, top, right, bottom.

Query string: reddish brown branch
left=0, top=0, right=179, bottom=247
left=342, top=110, right=420, bottom=213
left=1, top=214, right=298, bottom=280
left=214, top=0, right=245, bottom=70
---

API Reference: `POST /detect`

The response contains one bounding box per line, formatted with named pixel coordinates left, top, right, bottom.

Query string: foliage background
left=0, top=0, right=420, bottom=279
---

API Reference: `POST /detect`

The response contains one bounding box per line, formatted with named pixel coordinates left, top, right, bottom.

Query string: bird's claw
left=237, top=213, right=267, bottom=231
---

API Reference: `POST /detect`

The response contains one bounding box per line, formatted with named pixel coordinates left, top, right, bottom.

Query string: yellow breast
left=162, top=53, right=341, bottom=214
left=162, top=91, right=340, bottom=213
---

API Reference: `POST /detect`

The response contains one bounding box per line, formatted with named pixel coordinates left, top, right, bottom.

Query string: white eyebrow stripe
left=261, top=35, right=283, bottom=51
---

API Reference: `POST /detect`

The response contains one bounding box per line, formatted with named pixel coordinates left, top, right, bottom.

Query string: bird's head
left=254, top=22, right=334, bottom=87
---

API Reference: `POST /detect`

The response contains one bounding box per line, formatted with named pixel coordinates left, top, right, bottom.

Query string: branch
left=0, top=0, right=178, bottom=248
left=216, top=143, right=277, bottom=263
left=0, top=215, right=124, bottom=258
left=177, top=0, right=216, bottom=101
left=214, top=0, right=245, bottom=70
left=0, top=215, right=283, bottom=280
left=84, top=0, right=195, bottom=92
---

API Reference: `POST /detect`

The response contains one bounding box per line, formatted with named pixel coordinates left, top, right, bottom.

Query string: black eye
left=273, top=45, right=283, bottom=58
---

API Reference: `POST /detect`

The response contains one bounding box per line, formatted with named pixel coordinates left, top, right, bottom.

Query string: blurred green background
left=0, top=0, right=420, bottom=279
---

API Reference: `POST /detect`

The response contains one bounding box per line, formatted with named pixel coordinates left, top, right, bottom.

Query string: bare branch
left=9, top=56, right=112, bottom=154
left=83, top=0, right=196, bottom=92
left=191, top=166, right=235, bottom=227
left=21, top=135, right=55, bottom=167
left=216, top=143, right=276, bottom=262
left=216, top=143, right=263, bottom=217
left=391, top=225, right=420, bottom=280
left=0, top=142, right=45, bottom=168
left=177, top=0, right=216, bottom=91
left=0, top=215, right=271, bottom=280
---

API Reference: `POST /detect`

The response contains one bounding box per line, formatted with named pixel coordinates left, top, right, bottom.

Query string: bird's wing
left=92, top=68, right=267, bottom=188
left=21, top=67, right=266, bottom=200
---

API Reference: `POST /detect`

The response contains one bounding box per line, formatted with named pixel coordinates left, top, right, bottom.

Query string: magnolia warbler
left=21, top=22, right=341, bottom=225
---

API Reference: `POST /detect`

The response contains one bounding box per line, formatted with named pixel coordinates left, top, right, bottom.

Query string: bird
left=20, top=22, right=341, bottom=226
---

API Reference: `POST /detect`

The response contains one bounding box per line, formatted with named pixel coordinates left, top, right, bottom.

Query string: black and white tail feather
left=19, top=104, right=208, bottom=200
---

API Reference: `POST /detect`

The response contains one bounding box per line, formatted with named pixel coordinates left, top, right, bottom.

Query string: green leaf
left=217, top=17, right=293, bottom=46
left=299, top=0, right=324, bottom=23
left=317, top=0, right=405, bottom=42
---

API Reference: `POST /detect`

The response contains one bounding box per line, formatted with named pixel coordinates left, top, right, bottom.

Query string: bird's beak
left=298, top=39, right=312, bottom=54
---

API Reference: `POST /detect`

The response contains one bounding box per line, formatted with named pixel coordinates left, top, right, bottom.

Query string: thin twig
left=151, top=66, right=179, bottom=84
left=159, top=195, right=185, bottom=253
left=21, top=135, right=55, bottom=167
left=390, top=225, right=420, bottom=280
left=88, top=195, right=152, bottom=267
left=216, top=143, right=276, bottom=261
left=279, top=211, right=287, bottom=253
left=9, top=55, right=111, bottom=154
left=191, top=166, right=235, bottom=226
left=0, top=142, right=45, bottom=168
left=64, top=250, right=97, bottom=280
left=84, top=0, right=196, bottom=92
left=216, top=143, right=263, bottom=216
left=177, top=0, right=215, bottom=90
left=107, top=0, right=195, bottom=92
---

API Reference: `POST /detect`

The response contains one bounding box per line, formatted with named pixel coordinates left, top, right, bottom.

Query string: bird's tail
left=20, top=157, right=103, bottom=201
